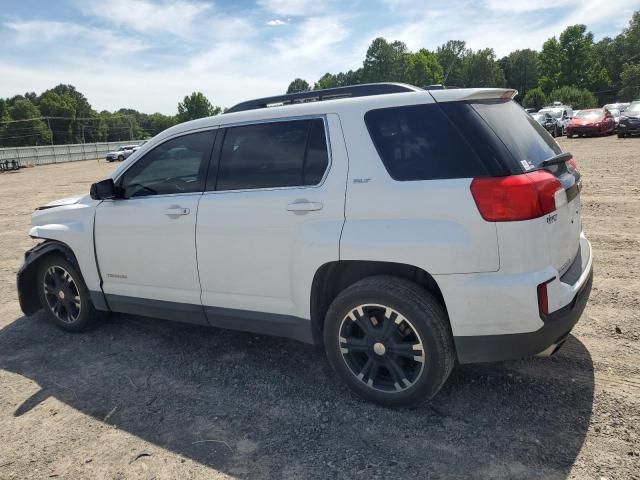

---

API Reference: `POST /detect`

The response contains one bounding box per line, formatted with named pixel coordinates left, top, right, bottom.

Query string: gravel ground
left=0, top=137, right=638, bottom=479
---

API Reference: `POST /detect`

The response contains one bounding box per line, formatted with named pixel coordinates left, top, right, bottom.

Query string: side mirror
left=90, top=178, right=121, bottom=200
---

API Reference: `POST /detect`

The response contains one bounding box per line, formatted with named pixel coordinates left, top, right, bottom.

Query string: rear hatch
left=432, top=93, right=582, bottom=275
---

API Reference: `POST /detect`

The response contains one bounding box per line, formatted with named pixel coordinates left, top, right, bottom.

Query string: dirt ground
left=0, top=137, right=638, bottom=480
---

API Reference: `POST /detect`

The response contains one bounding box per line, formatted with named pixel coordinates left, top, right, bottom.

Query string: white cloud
left=79, top=0, right=212, bottom=38
left=266, top=19, right=289, bottom=26
left=5, top=20, right=148, bottom=56
left=258, top=0, right=330, bottom=16
left=483, top=0, right=578, bottom=12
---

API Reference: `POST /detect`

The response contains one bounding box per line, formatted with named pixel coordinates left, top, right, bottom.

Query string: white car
left=17, top=84, right=593, bottom=406
left=539, top=102, right=574, bottom=136
left=105, top=145, right=137, bottom=162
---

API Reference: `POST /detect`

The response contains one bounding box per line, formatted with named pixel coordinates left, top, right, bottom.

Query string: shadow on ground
left=0, top=313, right=594, bottom=479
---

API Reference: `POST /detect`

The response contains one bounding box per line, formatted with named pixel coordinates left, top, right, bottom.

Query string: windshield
left=531, top=113, right=543, bottom=121
left=608, top=109, right=620, bottom=116
left=575, top=110, right=602, bottom=118
left=626, top=103, right=640, bottom=115
left=539, top=109, right=562, bottom=118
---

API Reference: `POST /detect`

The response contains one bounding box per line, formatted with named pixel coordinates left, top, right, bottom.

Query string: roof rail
left=225, top=83, right=422, bottom=113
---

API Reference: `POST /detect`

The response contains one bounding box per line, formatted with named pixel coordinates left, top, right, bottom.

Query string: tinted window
left=365, top=104, right=489, bottom=181
left=469, top=100, right=561, bottom=169
left=120, top=131, right=214, bottom=198
left=215, top=119, right=328, bottom=191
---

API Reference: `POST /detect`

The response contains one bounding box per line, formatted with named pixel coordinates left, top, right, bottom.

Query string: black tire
left=36, top=254, right=102, bottom=332
left=323, top=276, right=455, bottom=407
left=618, top=132, right=625, bottom=138
left=117, top=155, right=124, bottom=161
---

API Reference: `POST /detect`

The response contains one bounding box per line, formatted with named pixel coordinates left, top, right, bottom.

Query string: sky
left=1, top=0, right=638, bottom=114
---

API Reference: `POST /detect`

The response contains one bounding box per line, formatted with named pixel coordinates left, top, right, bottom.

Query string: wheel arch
left=309, top=260, right=448, bottom=344
left=17, top=240, right=98, bottom=316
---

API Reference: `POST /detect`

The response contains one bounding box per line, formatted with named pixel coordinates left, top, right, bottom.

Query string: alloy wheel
left=43, top=265, right=81, bottom=324
left=338, top=304, right=425, bottom=393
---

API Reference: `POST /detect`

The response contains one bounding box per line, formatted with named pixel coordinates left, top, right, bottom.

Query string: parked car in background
left=132, top=141, right=148, bottom=152
left=607, top=108, right=622, bottom=131
left=566, top=109, right=615, bottom=137
left=105, top=145, right=137, bottom=162
left=530, top=112, right=558, bottom=136
left=618, top=101, right=640, bottom=138
left=604, top=102, right=630, bottom=113
left=539, top=102, right=573, bottom=136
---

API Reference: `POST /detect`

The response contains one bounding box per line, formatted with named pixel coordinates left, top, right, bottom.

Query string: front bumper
left=618, top=121, right=640, bottom=134
left=567, top=126, right=604, bottom=135
left=453, top=237, right=593, bottom=364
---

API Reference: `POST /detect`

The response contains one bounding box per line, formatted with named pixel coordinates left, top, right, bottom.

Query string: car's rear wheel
left=36, top=254, right=102, bottom=332
left=323, top=276, right=455, bottom=407
left=117, top=155, right=124, bottom=161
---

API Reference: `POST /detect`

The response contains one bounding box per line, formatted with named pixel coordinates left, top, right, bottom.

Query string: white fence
left=0, top=141, right=145, bottom=167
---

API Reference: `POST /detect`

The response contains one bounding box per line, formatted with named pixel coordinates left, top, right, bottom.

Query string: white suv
left=17, top=83, right=593, bottom=406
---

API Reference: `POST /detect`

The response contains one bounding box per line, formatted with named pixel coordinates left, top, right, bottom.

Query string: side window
left=365, top=104, right=488, bottom=181
left=214, top=118, right=329, bottom=191
left=120, top=131, right=214, bottom=198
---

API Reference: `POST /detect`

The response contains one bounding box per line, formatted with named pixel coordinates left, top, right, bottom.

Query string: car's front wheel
left=36, top=254, right=102, bottom=332
left=324, top=276, right=455, bottom=407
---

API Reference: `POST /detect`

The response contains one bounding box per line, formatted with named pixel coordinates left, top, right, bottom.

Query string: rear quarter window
left=365, top=104, right=489, bottom=181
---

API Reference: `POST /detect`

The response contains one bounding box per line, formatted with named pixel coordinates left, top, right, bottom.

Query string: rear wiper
left=541, top=152, right=572, bottom=167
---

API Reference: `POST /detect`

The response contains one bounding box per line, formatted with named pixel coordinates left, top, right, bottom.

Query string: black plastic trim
left=226, top=83, right=422, bottom=113
left=454, top=266, right=593, bottom=364
left=104, top=295, right=315, bottom=344
left=204, top=305, right=314, bottom=344
left=106, top=294, right=209, bottom=326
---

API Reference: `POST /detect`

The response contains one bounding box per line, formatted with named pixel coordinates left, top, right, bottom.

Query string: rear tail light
left=567, top=157, right=578, bottom=171
left=470, top=171, right=562, bottom=222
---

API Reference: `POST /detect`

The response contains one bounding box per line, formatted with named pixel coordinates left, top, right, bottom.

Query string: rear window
left=365, top=104, right=489, bottom=181
left=468, top=100, right=561, bottom=170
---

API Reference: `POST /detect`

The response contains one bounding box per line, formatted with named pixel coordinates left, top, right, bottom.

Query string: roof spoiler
left=429, top=88, right=518, bottom=103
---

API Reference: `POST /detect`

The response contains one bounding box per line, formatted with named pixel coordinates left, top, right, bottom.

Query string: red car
left=566, top=109, right=615, bottom=137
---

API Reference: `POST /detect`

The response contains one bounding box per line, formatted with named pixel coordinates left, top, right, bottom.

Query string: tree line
left=2, top=10, right=638, bottom=148
left=287, top=11, right=640, bottom=111
left=0, top=88, right=222, bottom=148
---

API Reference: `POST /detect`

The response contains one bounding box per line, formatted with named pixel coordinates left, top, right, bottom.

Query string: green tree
left=286, top=78, right=310, bottom=93
left=313, top=70, right=363, bottom=89
left=461, top=48, right=505, bottom=87
left=523, top=87, right=548, bottom=110
left=148, top=112, right=178, bottom=135
left=548, top=86, right=597, bottom=109
left=619, top=63, right=640, bottom=101
left=177, top=92, right=221, bottom=122
left=538, top=37, right=563, bottom=92
left=37, top=91, right=76, bottom=144
left=1, top=98, right=51, bottom=147
left=362, top=37, right=408, bottom=82
left=404, top=49, right=443, bottom=87
left=436, top=40, right=467, bottom=86
left=499, top=49, right=539, bottom=100
left=43, top=84, right=95, bottom=143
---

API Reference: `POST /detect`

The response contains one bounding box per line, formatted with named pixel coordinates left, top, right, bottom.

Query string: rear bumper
left=454, top=266, right=592, bottom=363
left=451, top=235, right=593, bottom=364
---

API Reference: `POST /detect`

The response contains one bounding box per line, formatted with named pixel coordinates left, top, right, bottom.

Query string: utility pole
left=46, top=117, right=53, bottom=145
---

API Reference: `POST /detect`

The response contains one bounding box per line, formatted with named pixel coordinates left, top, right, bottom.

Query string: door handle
left=287, top=200, right=323, bottom=213
left=164, top=206, right=190, bottom=218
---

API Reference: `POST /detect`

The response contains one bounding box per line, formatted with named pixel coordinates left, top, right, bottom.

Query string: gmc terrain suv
left=17, top=83, right=593, bottom=406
